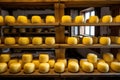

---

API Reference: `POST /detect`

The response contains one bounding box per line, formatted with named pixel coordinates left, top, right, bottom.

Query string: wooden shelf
left=60, top=23, right=120, bottom=26
left=59, top=44, right=120, bottom=48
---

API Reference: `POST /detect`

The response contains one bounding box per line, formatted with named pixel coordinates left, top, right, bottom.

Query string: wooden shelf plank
left=59, top=44, right=120, bottom=48
left=0, top=0, right=58, bottom=2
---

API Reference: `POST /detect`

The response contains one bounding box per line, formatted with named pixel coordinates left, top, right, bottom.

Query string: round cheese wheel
left=46, top=15, right=55, bottom=23
left=111, top=62, right=120, bottom=72
left=17, top=16, right=28, bottom=23
left=4, top=37, right=16, bottom=45
left=68, top=62, right=79, bottom=73
left=0, top=63, right=7, bottom=73
left=68, top=59, right=78, bottom=64
left=103, top=53, right=114, bottom=63
left=32, top=37, right=42, bottom=45
left=54, top=62, right=65, bottom=73
left=18, top=37, right=30, bottom=45
left=9, top=63, right=21, bottom=73
left=39, top=54, right=49, bottom=63
left=89, top=16, right=99, bottom=23
left=8, top=59, right=18, bottom=67
left=23, top=63, right=35, bottom=74
left=116, top=37, right=120, bottom=44
left=102, top=15, right=112, bottom=23
left=22, top=54, right=33, bottom=63
left=81, top=62, right=94, bottom=73
left=67, top=37, right=78, bottom=45
left=39, top=63, right=50, bottom=73
left=80, top=59, right=88, bottom=67
left=97, top=62, right=109, bottom=73
left=61, top=15, right=72, bottom=23
left=92, top=37, right=98, bottom=44
left=32, top=60, right=40, bottom=69
left=0, top=54, right=10, bottom=63
left=116, top=53, right=120, bottom=61
left=99, top=37, right=111, bottom=45
left=75, top=15, right=84, bottom=23
left=115, top=15, right=120, bottom=23
left=48, top=59, right=55, bottom=68
left=87, top=53, right=97, bottom=63
left=45, top=37, right=55, bottom=45
left=31, top=16, right=42, bottom=23
left=0, top=16, right=4, bottom=23
left=5, top=15, right=16, bottom=24
left=57, top=59, right=67, bottom=67
left=82, top=37, right=93, bottom=45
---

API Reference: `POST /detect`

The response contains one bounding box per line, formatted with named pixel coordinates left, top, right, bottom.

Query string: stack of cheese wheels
left=67, top=37, right=78, bottom=45
left=80, top=59, right=87, bottom=67
left=22, top=54, right=33, bottom=63
left=81, top=61, right=94, bottom=72
left=115, top=37, right=120, bottom=44
left=39, top=54, right=49, bottom=63
left=31, top=16, right=42, bottom=23
left=32, top=60, right=40, bottom=69
left=5, top=15, right=16, bottom=24
left=57, top=59, right=67, bottom=67
left=89, top=16, right=99, bottom=23
left=82, top=37, right=93, bottom=45
left=102, top=15, right=112, bottom=23
left=8, top=59, right=18, bottom=67
left=45, top=37, right=55, bottom=45
left=45, top=15, right=55, bottom=23
left=0, top=63, right=7, bottom=73
left=48, top=59, right=55, bottom=68
left=75, top=15, right=84, bottom=23
left=23, top=63, right=35, bottom=74
left=39, top=63, right=50, bottom=73
left=32, top=37, right=43, bottom=45
left=0, top=54, right=10, bottom=63
left=111, top=62, right=120, bottom=72
left=68, top=61, right=79, bottom=73
left=54, top=62, right=65, bottom=73
left=99, top=37, right=111, bottom=45
left=18, top=37, right=30, bottom=45
left=0, top=16, right=4, bottom=23
left=9, top=63, right=21, bottom=73
left=103, top=53, right=114, bottom=63
left=116, top=53, right=120, bottom=61
left=17, top=16, right=28, bottom=23
left=61, top=15, right=72, bottom=23
left=4, top=37, right=16, bottom=45
left=114, top=15, right=120, bottom=23
left=97, top=62, right=109, bottom=73
left=68, top=59, right=78, bottom=64
left=92, top=36, right=98, bottom=44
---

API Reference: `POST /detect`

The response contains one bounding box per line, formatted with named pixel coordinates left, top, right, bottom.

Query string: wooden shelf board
left=0, top=0, right=58, bottom=2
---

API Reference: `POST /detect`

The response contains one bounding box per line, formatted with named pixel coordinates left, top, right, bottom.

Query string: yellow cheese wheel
left=89, top=16, right=99, bottom=23
left=39, top=63, right=50, bottom=73
left=82, top=37, right=93, bottom=45
left=22, top=54, right=33, bottom=63
left=0, top=16, right=4, bottom=23
left=67, top=37, right=78, bottom=45
left=45, top=37, right=55, bottom=45
left=116, top=37, right=120, bottom=44
left=5, top=15, right=16, bottom=24
left=117, top=53, right=120, bottom=61
left=4, top=37, right=16, bottom=45
left=99, top=37, right=111, bottom=45
left=32, top=37, right=42, bottom=45
left=97, top=62, right=109, bottom=73
left=32, top=60, right=40, bottom=69
left=9, top=63, right=21, bottom=73
left=68, top=59, right=78, bottom=64
left=31, top=16, right=42, bottom=23
left=45, top=15, right=55, bottom=23
left=0, top=54, right=10, bottom=63
left=81, top=62, right=94, bottom=73
left=75, top=15, right=84, bottom=23
left=17, top=16, right=28, bottom=23
left=103, top=53, right=114, bottom=63
left=48, top=59, right=55, bottom=68
left=111, top=62, right=120, bottom=72
left=39, top=54, right=49, bottom=63
left=18, top=37, right=30, bottom=45
left=8, top=59, right=18, bottom=67
left=23, top=63, right=35, bottom=74
left=115, top=15, right=120, bottom=23
left=57, top=59, right=67, bottom=67
left=80, top=59, right=88, bottom=67
left=68, top=62, right=79, bottom=73
left=92, top=37, right=98, bottom=44
left=61, top=15, right=72, bottom=23
left=102, top=15, right=112, bottom=23
left=0, top=63, right=7, bottom=73
left=54, top=62, right=65, bottom=73
left=87, top=53, right=97, bottom=63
